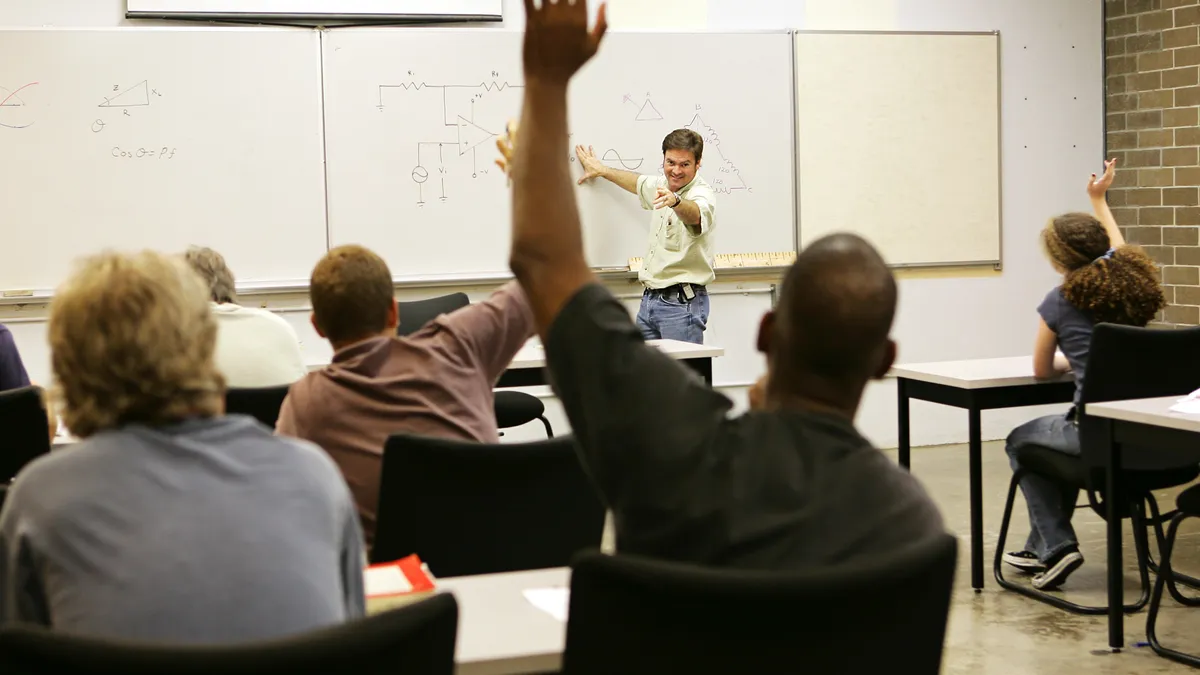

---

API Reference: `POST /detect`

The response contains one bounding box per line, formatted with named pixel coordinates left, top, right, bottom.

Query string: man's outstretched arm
left=507, top=0, right=608, bottom=336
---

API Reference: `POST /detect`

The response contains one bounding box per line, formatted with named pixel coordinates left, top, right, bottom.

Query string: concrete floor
left=898, top=441, right=1200, bottom=674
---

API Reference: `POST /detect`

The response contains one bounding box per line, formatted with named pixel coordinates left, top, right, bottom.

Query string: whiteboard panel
left=795, top=31, right=1001, bottom=266
left=0, top=28, right=328, bottom=292
left=322, top=29, right=795, bottom=279
left=126, top=0, right=502, bottom=21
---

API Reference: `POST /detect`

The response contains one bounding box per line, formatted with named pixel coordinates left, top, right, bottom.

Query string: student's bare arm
left=575, top=145, right=638, bottom=194
left=507, top=0, right=608, bottom=336
left=1087, top=158, right=1125, bottom=248
left=1032, top=319, right=1068, bottom=379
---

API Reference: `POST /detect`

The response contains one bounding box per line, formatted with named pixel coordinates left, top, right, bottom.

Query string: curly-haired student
left=1001, top=158, right=1165, bottom=590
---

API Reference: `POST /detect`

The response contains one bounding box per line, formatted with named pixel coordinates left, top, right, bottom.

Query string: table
left=309, top=339, right=725, bottom=387
left=368, top=567, right=569, bottom=675
left=1086, top=396, right=1200, bottom=651
left=892, top=357, right=1076, bottom=591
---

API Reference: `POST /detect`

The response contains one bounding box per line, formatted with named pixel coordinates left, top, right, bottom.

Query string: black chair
left=494, top=390, right=553, bottom=437
left=0, top=386, right=51, bottom=482
left=1146, top=483, right=1200, bottom=668
left=562, top=533, right=958, bottom=675
left=995, top=324, right=1200, bottom=615
left=396, top=293, right=469, bottom=337
left=0, top=593, right=458, bottom=675
left=224, top=385, right=291, bottom=430
left=372, top=434, right=605, bottom=576
left=398, top=292, right=552, bottom=437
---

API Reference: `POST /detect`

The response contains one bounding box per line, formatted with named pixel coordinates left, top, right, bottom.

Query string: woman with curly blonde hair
left=1001, top=159, right=1165, bottom=590
left=0, top=250, right=365, bottom=642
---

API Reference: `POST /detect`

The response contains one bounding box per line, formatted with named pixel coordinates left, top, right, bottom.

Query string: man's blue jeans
left=636, top=285, right=709, bottom=345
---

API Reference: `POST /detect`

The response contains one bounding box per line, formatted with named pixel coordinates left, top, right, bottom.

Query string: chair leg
left=1145, top=494, right=1200, bottom=604
left=538, top=416, right=554, bottom=439
left=1127, top=502, right=1155, bottom=614
left=995, top=472, right=1153, bottom=615
left=1147, top=515, right=1200, bottom=668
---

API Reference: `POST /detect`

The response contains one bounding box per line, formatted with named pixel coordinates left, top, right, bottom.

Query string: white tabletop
left=436, top=567, right=570, bottom=675
left=309, top=338, right=724, bottom=373
left=1087, top=396, right=1200, bottom=434
left=890, top=356, right=1074, bottom=390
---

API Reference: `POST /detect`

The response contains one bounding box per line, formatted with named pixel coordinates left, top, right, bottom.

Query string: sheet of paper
left=1170, top=397, right=1200, bottom=415
left=523, top=587, right=570, bottom=622
left=365, top=565, right=413, bottom=598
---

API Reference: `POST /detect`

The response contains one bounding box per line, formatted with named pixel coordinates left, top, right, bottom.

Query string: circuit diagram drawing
left=0, top=82, right=38, bottom=129
left=623, top=94, right=662, bottom=122
left=376, top=78, right=523, bottom=206
left=685, top=113, right=752, bottom=195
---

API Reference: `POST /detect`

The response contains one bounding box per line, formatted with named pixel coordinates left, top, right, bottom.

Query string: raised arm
left=1087, top=158, right=1125, bottom=249
left=575, top=144, right=638, bottom=194
left=506, top=0, right=608, bottom=334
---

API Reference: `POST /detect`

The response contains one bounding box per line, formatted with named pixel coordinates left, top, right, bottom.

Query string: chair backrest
left=562, top=533, right=958, bottom=675
left=1078, top=324, right=1200, bottom=473
left=0, top=386, right=51, bottom=482
left=224, top=385, right=292, bottom=430
left=0, top=593, right=457, bottom=675
left=396, top=293, right=470, bottom=337
left=373, top=434, right=605, bottom=576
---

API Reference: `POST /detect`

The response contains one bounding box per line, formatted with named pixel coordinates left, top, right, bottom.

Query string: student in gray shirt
left=0, top=250, right=365, bottom=644
left=497, top=2, right=944, bottom=569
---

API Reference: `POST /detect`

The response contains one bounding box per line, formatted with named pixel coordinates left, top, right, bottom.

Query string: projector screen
left=126, top=0, right=502, bottom=22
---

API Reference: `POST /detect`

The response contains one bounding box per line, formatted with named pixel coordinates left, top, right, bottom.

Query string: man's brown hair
left=310, top=245, right=395, bottom=344
left=662, top=129, right=704, bottom=163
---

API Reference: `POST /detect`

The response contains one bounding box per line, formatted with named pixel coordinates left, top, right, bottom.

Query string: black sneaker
left=1002, top=550, right=1045, bottom=573
left=1033, top=548, right=1084, bottom=590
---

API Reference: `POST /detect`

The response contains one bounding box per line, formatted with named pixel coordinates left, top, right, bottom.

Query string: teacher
left=575, top=129, right=716, bottom=344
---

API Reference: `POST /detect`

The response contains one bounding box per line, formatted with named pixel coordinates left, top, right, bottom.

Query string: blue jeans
left=1005, top=413, right=1081, bottom=563
left=636, top=285, right=709, bottom=344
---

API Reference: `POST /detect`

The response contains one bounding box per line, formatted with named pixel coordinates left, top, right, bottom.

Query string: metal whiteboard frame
left=792, top=29, right=1004, bottom=270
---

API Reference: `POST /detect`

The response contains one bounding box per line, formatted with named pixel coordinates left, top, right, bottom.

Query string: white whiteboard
left=322, top=29, right=795, bottom=278
left=0, top=28, right=328, bottom=292
left=795, top=31, right=1001, bottom=266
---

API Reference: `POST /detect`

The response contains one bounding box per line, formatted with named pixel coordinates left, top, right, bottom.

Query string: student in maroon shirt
left=276, top=245, right=535, bottom=549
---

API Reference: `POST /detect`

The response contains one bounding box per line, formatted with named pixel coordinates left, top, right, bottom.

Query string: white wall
left=0, top=0, right=1102, bottom=448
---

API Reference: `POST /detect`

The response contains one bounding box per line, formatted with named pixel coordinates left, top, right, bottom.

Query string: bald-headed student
left=497, top=0, right=943, bottom=567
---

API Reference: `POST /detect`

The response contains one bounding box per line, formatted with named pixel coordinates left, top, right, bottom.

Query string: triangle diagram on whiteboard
left=456, top=115, right=497, bottom=156
left=99, top=81, right=150, bottom=108
left=636, top=99, right=663, bottom=121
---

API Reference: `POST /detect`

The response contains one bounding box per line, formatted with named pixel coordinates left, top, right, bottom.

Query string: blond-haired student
left=0, top=250, right=364, bottom=643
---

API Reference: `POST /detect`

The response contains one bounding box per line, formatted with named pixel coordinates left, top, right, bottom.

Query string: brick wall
left=1107, top=0, right=1200, bottom=325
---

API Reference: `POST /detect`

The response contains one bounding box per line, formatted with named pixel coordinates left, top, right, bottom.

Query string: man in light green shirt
left=576, top=129, right=716, bottom=344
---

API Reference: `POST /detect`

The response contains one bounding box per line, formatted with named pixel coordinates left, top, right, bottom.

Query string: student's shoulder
left=269, top=434, right=352, bottom=493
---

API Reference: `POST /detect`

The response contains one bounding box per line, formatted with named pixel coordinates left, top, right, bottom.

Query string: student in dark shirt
left=1001, top=159, right=1165, bottom=589
left=0, top=325, right=31, bottom=392
left=495, top=0, right=944, bottom=568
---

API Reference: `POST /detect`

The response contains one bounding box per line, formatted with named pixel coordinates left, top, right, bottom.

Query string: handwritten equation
left=111, top=146, right=177, bottom=160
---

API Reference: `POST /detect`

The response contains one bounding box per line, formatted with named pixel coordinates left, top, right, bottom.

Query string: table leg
left=897, top=378, right=911, bottom=470
left=969, top=406, right=984, bottom=592
left=1105, top=418, right=1124, bottom=651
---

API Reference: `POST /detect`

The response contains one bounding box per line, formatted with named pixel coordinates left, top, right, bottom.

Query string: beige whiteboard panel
left=795, top=31, right=1001, bottom=266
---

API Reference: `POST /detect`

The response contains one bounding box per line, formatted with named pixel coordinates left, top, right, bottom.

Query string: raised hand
left=575, top=144, right=605, bottom=184
left=1087, top=158, right=1117, bottom=200
left=522, top=0, right=608, bottom=83
left=495, top=120, right=518, bottom=176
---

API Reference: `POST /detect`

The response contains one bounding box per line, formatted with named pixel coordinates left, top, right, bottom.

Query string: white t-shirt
left=211, top=303, right=308, bottom=388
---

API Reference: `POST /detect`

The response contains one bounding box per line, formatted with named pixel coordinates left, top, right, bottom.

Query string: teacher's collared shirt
left=635, top=173, right=717, bottom=289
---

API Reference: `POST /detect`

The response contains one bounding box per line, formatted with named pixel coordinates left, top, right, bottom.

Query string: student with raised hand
left=1001, top=159, right=1165, bottom=590
left=276, top=245, right=534, bottom=550
left=0, top=250, right=364, bottom=643
left=183, top=246, right=308, bottom=388
left=498, top=0, right=943, bottom=568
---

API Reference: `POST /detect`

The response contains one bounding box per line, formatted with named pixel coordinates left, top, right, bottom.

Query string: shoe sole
left=1033, top=552, right=1084, bottom=590
left=1002, top=554, right=1045, bottom=573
